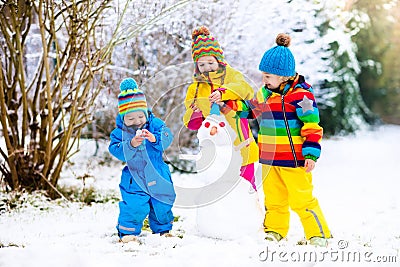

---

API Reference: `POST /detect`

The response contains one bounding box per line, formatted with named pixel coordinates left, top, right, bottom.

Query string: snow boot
left=309, top=236, right=328, bottom=247
left=159, top=231, right=174, bottom=237
left=119, top=235, right=139, bottom=243
left=265, top=231, right=283, bottom=242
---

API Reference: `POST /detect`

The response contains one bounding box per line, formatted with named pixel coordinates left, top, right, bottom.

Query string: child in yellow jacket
left=183, top=26, right=259, bottom=189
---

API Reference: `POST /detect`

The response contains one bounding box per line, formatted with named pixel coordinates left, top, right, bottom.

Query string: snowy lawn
left=1, top=125, right=399, bottom=267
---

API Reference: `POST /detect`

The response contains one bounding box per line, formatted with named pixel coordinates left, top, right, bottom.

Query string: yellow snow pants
left=262, top=165, right=331, bottom=240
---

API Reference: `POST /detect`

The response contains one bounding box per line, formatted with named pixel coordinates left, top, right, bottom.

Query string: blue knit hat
left=259, top=33, right=295, bottom=77
left=118, top=78, right=148, bottom=118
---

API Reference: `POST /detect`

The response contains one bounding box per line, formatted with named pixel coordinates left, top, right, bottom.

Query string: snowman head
left=197, top=114, right=236, bottom=147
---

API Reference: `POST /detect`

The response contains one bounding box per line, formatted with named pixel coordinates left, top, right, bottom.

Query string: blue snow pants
left=116, top=167, right=174, bottom=236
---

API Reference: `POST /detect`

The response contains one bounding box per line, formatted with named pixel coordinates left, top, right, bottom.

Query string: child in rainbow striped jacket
left=222, top=33, right=331, bottom=247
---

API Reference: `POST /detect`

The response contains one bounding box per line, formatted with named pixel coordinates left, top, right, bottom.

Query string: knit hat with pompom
left=118, top=78, right=148, bottom=118
left=259, top=33, right=295, bottom=77
left=191, top=26, right=226, bottom=65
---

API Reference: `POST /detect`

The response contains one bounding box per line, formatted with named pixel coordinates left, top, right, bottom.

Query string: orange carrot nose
left=210, top=126, right=218, bottom=136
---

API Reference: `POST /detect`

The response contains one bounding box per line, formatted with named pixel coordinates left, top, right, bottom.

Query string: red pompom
left=192, top=26, right=210, bottom=40
left=204, top=121, right=211, bottom=128
left=219, top=122, right=225, bottom=127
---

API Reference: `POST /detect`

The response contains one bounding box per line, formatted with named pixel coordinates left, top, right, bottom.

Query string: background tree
left=315, top=0, right=378, bottom=135
left=0, top=0, right=191, bottom=196
left=0, top=0, right=120, bottom=196
left=349, top=0, right=400, bottom=124
left=382, top=2, right=400, bottom=123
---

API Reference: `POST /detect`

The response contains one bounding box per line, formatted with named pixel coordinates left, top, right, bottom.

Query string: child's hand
left=190, top=103, right=201, bottom=113
left=304, top=159, right=316, bottom=173
left=209, top=90, right=222, bottom=103
left=130, top=135, right=144, bottom=147
left=141, top=129, right=156, bottom=143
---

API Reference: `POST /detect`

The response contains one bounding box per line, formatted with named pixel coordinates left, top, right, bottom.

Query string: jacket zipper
left=281, top=94, right=298, bottom=168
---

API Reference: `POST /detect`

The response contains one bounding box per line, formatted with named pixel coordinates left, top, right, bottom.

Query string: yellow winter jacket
left=183, top=64, right=259, bottom=166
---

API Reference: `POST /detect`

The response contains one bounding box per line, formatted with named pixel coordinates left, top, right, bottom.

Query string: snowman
left=188, top=104, right=263, bottom=240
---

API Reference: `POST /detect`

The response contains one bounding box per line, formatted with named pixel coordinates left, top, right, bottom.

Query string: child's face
left=123, top=111, right=146, bottom=128
left=262, top=72, right=283, bottom=89
left=196, top=56, right=219, bottom=74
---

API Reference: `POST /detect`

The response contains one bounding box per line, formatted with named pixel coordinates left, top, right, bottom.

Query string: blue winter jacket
left=109, top=111, right=175, bottom=205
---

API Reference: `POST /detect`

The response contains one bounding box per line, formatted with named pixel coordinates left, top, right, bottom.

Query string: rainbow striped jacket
left=225, top=74, right=323, bottom=168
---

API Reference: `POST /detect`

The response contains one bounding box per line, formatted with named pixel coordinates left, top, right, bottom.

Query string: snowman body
left=194, top=114, right=262, bottom=239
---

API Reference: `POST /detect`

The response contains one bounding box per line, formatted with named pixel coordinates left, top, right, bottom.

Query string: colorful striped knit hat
left=118, top=78, right=148, bottom=118
left=191, top=26, right=226, bottom=65
left=259, top=33, right=296, bottom=77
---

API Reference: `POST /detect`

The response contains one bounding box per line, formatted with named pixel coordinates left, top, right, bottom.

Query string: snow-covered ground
left=1, top=125, right=399, bottom=267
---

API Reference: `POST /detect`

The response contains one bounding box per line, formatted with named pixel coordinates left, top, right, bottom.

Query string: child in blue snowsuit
left=109, top=78, right=176, bottom=243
